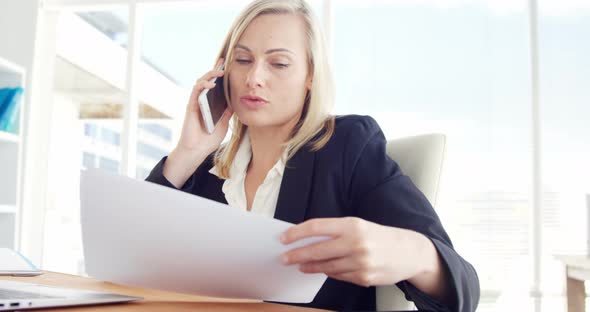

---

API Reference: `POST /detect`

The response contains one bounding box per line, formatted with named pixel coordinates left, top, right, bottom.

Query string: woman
left=146, top=0, right=479, bottom=311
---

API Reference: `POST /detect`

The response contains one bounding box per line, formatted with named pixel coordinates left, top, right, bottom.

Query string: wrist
left=407, top=231, right=452, bottom=305
left=409, top=231, right=439, bottom=276
left=163, top=147, right=209, bottom=188
left=171, top=145, right=211, bottom=163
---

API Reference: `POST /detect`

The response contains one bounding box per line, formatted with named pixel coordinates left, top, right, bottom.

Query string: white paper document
left=80, top=169, right=328, bottom=303
left=0, top=248, right=42, bottom=275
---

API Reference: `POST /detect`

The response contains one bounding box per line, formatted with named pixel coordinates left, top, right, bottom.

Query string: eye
left=236, top=59, right=252, bottom=64
left=273, top=63, right=290, bottom=69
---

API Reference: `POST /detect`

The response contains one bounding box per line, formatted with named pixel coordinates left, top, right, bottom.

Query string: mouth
left=239, top=95, right=268, bottom=109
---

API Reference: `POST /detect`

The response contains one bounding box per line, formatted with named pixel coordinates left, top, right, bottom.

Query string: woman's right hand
left=177, top=59, right=232, bottom=156
left=163, top=59, right=233, bottom=187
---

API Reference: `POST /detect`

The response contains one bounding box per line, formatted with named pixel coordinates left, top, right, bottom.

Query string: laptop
left=0, top=280, right=141, bottom=311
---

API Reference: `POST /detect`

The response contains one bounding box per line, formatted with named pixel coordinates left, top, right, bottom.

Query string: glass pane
left=136, top=120, right=175, bottom=179
left=43, top=7, right=128, bottom=275
left=333, top=1, right=531, bottom=311
left=538, top=0, right=590, bottom=307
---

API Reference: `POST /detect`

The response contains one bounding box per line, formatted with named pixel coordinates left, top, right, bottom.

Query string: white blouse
left=208, top=131, right=287, bottom=218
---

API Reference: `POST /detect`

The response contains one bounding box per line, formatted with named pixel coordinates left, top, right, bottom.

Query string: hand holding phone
left=198, top=64, right=227, bottom=134
left=162, top=61, right=232, bottom=188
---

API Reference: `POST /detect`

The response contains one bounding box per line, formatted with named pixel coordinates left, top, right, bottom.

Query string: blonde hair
left=213, top=0, right=335, bottom=179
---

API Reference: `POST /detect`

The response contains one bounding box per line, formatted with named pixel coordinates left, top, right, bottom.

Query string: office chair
left=376, top=133, right=447, bottom=311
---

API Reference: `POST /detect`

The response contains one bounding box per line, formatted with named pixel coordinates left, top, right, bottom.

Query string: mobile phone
left=198, top=64, right=227, bottom=134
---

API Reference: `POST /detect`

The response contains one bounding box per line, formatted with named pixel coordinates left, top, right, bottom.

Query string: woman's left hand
left=280, top=217, right=434, bottom=287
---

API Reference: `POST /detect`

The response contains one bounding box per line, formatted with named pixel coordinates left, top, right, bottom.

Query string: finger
left=200, top=81, right=217, bottom=90
left=299, top=256, right=358, bottom=275
left=195, top=58, right=225, bottom=86
left=187, top=60, right=224, bottom=113
left=199, top=68, right=225, bottom=83
left=187, top=83, right=202, bottom=112
left=281, top=217, right=355, bottom=245
left=187, top=81, right=217, bottom=112
left=282, top=237, right=349, bottom=265
left=188, top=80, right=214, bottom=103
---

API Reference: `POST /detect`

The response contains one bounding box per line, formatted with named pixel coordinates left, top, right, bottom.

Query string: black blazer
left=146, top=115, right=479, bottom=312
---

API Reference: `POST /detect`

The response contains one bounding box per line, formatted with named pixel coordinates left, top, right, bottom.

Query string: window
left=99, top=157, right=120, bottom=173
left=99, top=128, right=121, bottom=146
left=82, top=152, right=95, bottom=169
left=83, top=124, right=97, bottom=138
left=139, top=123, right=172, bottom=141
left=333, top=1, right=532, bottom=310
left=137, top=142, right=167, bottom=162
left=537, top=0, right=590, bottom=308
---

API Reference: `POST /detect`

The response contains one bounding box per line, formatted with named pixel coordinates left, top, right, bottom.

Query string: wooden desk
left=556, top=255, right=590, bottom=312
left=0, top=272, right=327, bottom=311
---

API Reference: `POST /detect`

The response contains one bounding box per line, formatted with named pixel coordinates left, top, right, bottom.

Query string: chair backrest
left=376, top=133, right=446, bottom=311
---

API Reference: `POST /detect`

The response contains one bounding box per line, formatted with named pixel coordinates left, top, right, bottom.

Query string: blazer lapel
left=273, top=147, right=315, bottom=224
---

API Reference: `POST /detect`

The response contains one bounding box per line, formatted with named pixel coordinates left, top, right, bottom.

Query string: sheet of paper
left=0, top=248, right=38, bottom=272
left=80, top=169, right=328, bottom=303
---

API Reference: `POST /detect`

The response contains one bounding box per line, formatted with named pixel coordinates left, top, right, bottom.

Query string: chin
left=235, top=111, right=274, bottom=128
left=237, top=112, right=297, bottom=131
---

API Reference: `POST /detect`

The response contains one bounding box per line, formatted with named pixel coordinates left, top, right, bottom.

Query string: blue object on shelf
left=0, top=87, right=24, bottom=133
left=0, top=89, right=12, bottom=111
left=4, top=99, right=21, bottom=133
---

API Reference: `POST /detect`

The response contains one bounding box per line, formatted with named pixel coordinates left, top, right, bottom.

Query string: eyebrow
left=235, top=44, right=295, bottom=55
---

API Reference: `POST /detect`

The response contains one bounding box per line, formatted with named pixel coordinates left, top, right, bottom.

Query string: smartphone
left=198, top=64, right=227, bottom=134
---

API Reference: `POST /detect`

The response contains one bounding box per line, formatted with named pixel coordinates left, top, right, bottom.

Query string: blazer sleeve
left=145, top=156, right=199, bottom=191
left=346, top=117, right=480, bottom=312
left=144, top=154, right=224, bottom=201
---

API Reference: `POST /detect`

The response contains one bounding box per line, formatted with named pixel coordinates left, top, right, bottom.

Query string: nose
left=245, top=61, right=265, bottom=89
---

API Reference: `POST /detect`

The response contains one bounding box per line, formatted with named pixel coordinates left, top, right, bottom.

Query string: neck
left=247, top=116, right=299, bottom=172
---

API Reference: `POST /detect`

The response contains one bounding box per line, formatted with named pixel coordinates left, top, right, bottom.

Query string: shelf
left=0, top=131, right=19, bottom=143
left=0, top=57, right=25, bottom=75
left=0, top=55, right=22, bottom=251
left=0, top=204, right=16, bottom=214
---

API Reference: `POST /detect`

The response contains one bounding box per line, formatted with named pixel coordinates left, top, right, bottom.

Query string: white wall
left=0, top=1, right=39, bottom=69
left=44, top=92, right=84, bottom=274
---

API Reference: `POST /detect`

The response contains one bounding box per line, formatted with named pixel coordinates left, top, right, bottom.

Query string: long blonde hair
left=214, top=0, right=335, bottom=178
